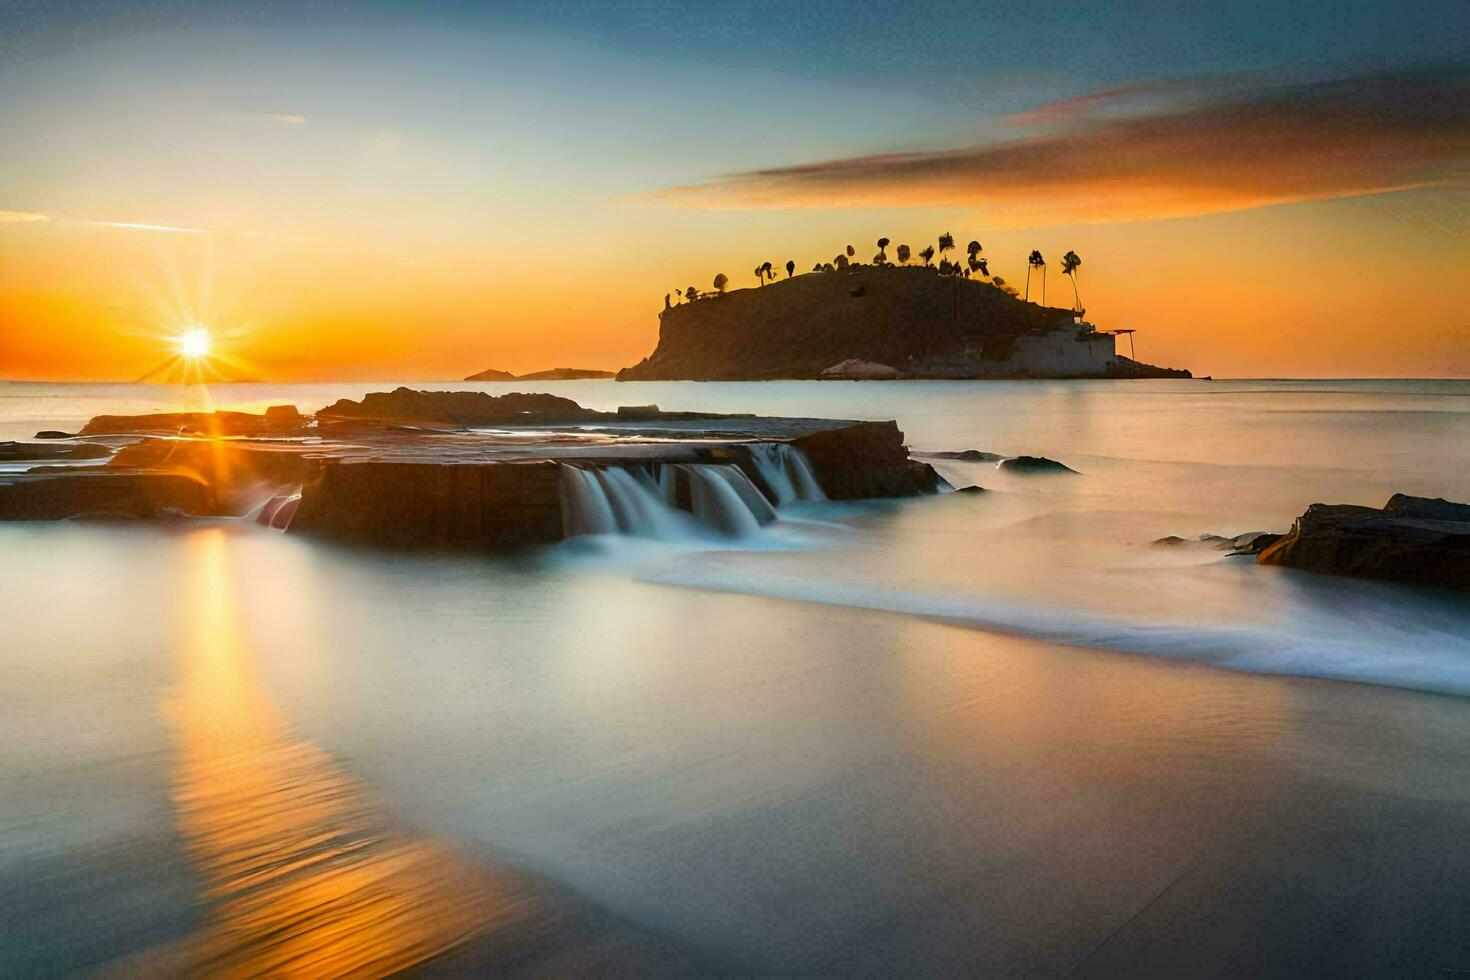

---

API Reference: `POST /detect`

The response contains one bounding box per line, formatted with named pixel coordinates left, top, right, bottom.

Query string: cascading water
left=559, top=462, right=786, bottom=541
left=560, top=466, right=618, bottom=536
left=681, top=464, right=764, bottom=538
left=747, top=443, right=826, bottom=505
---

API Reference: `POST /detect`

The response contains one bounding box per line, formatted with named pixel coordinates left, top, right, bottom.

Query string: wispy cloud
left=0, top=210, right=49, bottom=222
left=84, top=220, right=208, bottom=235
left=655, top=65, right=1470, bottom=225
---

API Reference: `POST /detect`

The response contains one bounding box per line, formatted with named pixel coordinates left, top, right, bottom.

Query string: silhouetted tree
left=713, top=272, right=729, bottom=294
left=686, top=285, right=698, bottom=302
left=1060, top=250, right=1082, bottom=310
left=938, top=232, right=955, bottom=263
left=978, top=258, right=989, bottom=277
left=664, top=293, right=671, bottom=310
left=785, top=259, right=795, bottom=279
left=919, top=244, right=935, bottom=266
left=812, top=262, right=824, bottom=272
left=876, top=237, right=890, bottom=264
left=896, top=243, right=911, bottom=264
left=845, top=244, right=855, bottom=258
left=1026, top=250, right=1045, bottom=302
left=834, top=253, right=849, bottom=270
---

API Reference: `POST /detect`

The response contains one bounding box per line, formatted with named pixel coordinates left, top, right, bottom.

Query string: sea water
left=2, top=378, right=1469, bottom=974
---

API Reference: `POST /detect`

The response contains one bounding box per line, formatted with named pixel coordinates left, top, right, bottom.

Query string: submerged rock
left=1258, top=494, right=1470, bottom=592
left=79, top=407, right=306, bottom=437
left=916, top=449, right=1006, bottom=463
left=997, top=455, right=1078, bottom=475
left=0, top=441, right=112, bottom=462
left=821, top=359, right=900, bottom=380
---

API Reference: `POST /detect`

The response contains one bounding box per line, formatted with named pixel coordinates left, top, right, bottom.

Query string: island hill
left=465, top=367, right=614, bottom=381
left=619, top=251, right=1190, bottom=381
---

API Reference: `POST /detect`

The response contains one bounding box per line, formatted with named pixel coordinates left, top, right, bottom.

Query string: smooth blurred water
left=3, top=379, right=1469, bottom=974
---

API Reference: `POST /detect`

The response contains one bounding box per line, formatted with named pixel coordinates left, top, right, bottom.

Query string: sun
left=177, top=328, right=211, bottom=359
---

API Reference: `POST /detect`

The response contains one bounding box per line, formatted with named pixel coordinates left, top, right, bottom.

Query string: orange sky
left=1, top=24, right=1466, bottom=380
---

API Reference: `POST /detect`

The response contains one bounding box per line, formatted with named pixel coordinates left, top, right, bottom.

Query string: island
left=618, top=260, right=1190, bottom=381
left=464, top=367, right=614, bottom=381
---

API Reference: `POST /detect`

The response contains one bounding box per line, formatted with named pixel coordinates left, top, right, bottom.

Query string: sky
left=1, top=0, right=1467, bottom=380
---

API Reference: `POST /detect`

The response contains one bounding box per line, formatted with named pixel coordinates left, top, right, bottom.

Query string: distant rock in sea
left=515, top=368, right=615, bottom=381
left=915, top=449, right=1006, bottom=463
left=1258, top=494, right=1470, bottom=592
left=997, top=456, right=1078, bottom=475
left=821, top=359, right=900, bottom=380
left=464, top=367, right=614, bottom=381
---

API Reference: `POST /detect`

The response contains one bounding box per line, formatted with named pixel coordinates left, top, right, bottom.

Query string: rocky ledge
left=0, top=388, right=941, bottom=550
left=1257, top=494, right=1470, bottom=593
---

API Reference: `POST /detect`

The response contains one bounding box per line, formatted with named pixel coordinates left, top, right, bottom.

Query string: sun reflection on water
left=144, top=529, right=546, bottom=975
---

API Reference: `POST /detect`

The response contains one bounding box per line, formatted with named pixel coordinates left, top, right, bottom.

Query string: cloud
left=82, top=220, right=208, bottom=235
left=0, top=210, right=49, bottom=222
left=655, top=65, right=1470, bottom=225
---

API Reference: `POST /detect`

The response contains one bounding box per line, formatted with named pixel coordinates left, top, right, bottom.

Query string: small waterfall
left=594, top=466, right=696, bottom=539
left=560, top=461, right=785, bottom=541
left=681, top=464, right=765, bottom=538
left=560, top=466, right=618, bottom=536
left=747, top=443, right=826, bottom=505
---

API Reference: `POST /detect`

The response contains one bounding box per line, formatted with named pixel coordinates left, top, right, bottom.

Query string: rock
left=34, top=430, right=74, bottom=439
left=515, top=368, right=615, bottom=380
left=1153, top=535, right=1189, bottom=546
left=317, top=387, right=599, bottom=426
left=916, top=449, right=1005, bottom=462
left=997, top=455, right=1078, bottom=475
left=0, top=441, right=112, bottom=462
left=106, top=438, right=321, bottom=512
left=1224, top=531, right=1281, bottom=555
left=616, top=405, right=663, bottom=420
left=1258, top=494, right=1470, bottom=592
left=954, top=485, right=987, bottom=494
left=79, top=409, right=306, bottom=437
left=264, top=404, right=303, bottom=428
left=791, top=421, right=940, bottom=499
left=0, top=472, right=216, bottom=520
left=290, top=460, right=566, bottom=548
left=821, top=359, right=901, bottom=380
left=464, top=368, right=517, bottom=381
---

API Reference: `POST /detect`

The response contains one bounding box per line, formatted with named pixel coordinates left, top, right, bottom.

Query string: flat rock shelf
left=0, top=387, right=941, bottom=550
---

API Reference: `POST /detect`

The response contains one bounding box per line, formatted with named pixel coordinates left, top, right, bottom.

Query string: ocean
left=3, top=378, right=1469, bottom=974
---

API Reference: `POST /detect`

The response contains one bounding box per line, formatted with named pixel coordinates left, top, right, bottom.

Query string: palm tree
left=876, top=237, right=890, bottom=264
left=919, top=244, right=935, bottom=266
left=1026, top=250, right=1045, bottom=302
left=937, top=232, right=955, bottom=263
left=977, top=258, right=989, bottom=277
left=785, top=259, right=795, bottom=279
left=1060, top=251, right=1082, bottom=310
left=713, top=272, right=728, bottom=294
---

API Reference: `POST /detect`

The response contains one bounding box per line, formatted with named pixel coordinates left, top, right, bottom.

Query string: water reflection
left=151, top=529, right=544, bottom=974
